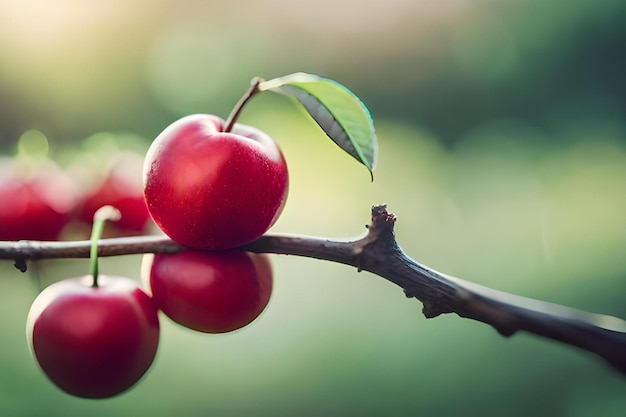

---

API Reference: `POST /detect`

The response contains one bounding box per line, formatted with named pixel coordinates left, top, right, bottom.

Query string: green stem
left=223, top=77, right=264, bottom=133
left=89, top=206, right=121, bottom=288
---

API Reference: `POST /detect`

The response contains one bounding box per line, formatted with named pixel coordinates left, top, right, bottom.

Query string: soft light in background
left=0, top=0, right=625, bottom=415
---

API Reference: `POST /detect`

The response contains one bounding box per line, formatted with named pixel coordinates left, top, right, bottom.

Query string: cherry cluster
left=24, top=114, right=289, bottom=398
left=0, top=149, right=150, bottom=241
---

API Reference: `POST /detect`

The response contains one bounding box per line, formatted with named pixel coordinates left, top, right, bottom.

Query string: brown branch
left=2, top=205, right=625, bottom=376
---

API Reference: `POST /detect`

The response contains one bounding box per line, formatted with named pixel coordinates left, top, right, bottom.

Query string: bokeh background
left=1, top=0, right=626, bottom=415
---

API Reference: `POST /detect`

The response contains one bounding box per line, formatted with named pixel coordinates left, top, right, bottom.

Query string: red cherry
left=142, top=250, right=273, bottom=334
left=26, top=275, right=160, bottom=399
left=79, top=153, right=151, bottom=235
left=0, top=158, right=78, bottom=241
left=143, top=114, right=289, bottom=250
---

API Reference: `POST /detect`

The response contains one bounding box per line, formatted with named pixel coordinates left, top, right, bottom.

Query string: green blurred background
left=1, top=0, right=625, bottom=415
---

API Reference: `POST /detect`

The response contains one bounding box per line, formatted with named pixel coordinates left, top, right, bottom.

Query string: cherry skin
left=26, top=275, right=160, bottom=399
left=142, top=250, right=273, bottom=334
left=143, top=114, right=289, bottom=250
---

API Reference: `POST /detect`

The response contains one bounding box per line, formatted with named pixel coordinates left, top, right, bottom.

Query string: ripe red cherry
left=142, top=250, right=273, bottom=333
left=0, top=158, right=78, bottom=240
left=26, top=275, right=160, bottom=399
left=79, top=154, right=151, bottom=235
left=143, top=114, right=288, bottom=250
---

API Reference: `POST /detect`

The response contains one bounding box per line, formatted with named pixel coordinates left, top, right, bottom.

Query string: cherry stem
left=223, top=77, right=264, bottom=133
left=89, top=206, right=121, bottom=288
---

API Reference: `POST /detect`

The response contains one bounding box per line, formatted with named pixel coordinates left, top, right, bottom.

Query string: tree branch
left=2, top=205, right=625, bottom=376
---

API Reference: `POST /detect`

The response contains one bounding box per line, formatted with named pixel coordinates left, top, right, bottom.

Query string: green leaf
left=259, top=73, right=377, bottom=180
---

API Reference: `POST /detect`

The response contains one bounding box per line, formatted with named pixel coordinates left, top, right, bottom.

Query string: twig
left=1, top=205, right=625, bottom=375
